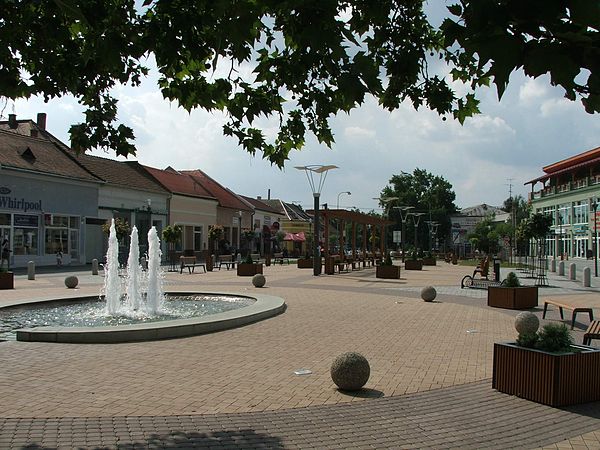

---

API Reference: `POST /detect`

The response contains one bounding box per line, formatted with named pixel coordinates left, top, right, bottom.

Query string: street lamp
left=426, top=221, right=439, bottom=252
left=393, top=206, right=414, bottom=261
left=336, top=191, right=351, bottom=210
left=409, top=212, right=425, bottom=251
left=295, top=165, right=338, bottom=275
left=593, top=201, right=598, bottom=277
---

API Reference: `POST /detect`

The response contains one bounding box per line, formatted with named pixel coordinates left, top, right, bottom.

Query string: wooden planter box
left=493, top=342, right=600, bottom=406
left=237, top=263, right=263, bottom=276
left=0, top=271, right=14, bottom=289
left=422, top=257, right=436, bottom=266
left=297, top=258, right=313, bottom=269
left=405, top=260, right=423, bottom=270
left=488, top=286, right=538, bottom=309
left=376, top=265, right=401, bottom=279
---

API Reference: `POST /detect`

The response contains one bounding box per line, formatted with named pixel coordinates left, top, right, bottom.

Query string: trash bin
left=493, top=258, right=501, bottom=282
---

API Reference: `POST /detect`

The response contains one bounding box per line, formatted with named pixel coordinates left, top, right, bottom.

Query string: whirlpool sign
left=0, top=187, right=43, bottom=212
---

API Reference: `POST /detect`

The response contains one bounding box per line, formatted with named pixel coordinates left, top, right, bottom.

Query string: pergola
left=307, top=209, right=394, bottom=259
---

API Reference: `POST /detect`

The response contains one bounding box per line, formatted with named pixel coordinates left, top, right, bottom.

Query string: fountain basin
left=11, top=291, right=285, bottom=344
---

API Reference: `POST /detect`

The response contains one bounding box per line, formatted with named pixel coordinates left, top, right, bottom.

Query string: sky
left=6, top=6, right=600, bottom=215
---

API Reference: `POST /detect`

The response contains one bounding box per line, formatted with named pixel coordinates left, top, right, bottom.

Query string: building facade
left=0, top=117, right=102, bottom=268
left=526, top=146, right=600, bottom=259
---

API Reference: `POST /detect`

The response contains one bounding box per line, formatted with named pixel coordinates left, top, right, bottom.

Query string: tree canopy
left=2, top=0, right=598, bottom=166
left=379, top=168, right=457, bottom=250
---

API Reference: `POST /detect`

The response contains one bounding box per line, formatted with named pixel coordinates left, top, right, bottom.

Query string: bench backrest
left=219, top=255, right=232, bottom=262
left=251, top=253, right=261, bottom=261
left=481, top=258, right=490, bottom=276
left=180, top=256, right=196, bottom=264
left=273, top=252, right=283, bottom=258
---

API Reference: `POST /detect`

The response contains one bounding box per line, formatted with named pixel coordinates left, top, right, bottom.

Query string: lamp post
left=336, top=191, right=351, bottom=210
left=393, top=206, right=414, bottom=261
left=410, top=212, right=425, bottom=252
left=295, top=165, right=338, bottom=276
left=593, top=201, right=598, bottom=277
left=426, top=221, right=439, bottom=252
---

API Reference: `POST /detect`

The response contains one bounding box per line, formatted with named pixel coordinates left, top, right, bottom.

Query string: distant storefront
left=0, top=173, right=99, bottom=268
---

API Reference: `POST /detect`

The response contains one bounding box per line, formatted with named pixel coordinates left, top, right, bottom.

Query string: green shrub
left=383, top=252, right=393, bottom=266
left=244, top=254, right=254, bottom=264
left=504, top=271, right=521, bottom=287
left=516, top=332, right=538, bottom=348
left=536, top=323, right=573, bottom=353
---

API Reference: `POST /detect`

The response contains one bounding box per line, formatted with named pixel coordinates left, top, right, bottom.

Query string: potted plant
left=488, top=271, right=538, bottom=309
left=404, top=250, right=423, bottom=270
left=493, top=318, right=600, bottom=406
left=0, top=266, right=14, bottom=289
left=376, top=252, right=401, bottom=279
left=237, top=253, right=263, bottom=276
left=422, top=251, right=436, bottom=266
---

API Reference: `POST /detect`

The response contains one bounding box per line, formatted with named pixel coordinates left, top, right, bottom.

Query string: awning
left=283, top=232, right=306, bottom=242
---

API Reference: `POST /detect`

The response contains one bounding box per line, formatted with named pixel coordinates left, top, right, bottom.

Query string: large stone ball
left=252, top=273, right=266, bottom=288
left=330, top=352, right=370, bottom=391
left=64, top=276, right=79, bottom=289
left=515, top=311, right=539, bottom=335
left=421, top=286, right=437, bottom=302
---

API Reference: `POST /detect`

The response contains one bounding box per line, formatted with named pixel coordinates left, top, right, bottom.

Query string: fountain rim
left=8, top=291, right=286, bottom=344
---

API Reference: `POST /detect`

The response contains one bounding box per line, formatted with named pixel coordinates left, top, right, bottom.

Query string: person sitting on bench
left=473, top=257, right=490, bottom=279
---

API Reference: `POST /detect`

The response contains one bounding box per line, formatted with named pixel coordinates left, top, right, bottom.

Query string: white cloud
left=519, top=78, right=549, bottom=104
left=344, top=126, right=376, bottom=139
left=540, top=98, right=575, bottom=117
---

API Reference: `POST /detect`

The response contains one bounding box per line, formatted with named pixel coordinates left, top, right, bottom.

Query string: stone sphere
left=64, top=276, right=79, bottom=289
left=330, top=352, right=370, bottom=391
left=421, top=286, right=437, bottom=302
left=252, top=273, right=266, bottom=288
left=515, top=311, right=539, bottom=335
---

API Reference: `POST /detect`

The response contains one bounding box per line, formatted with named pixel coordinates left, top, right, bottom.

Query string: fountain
left=0, top=219, right=286, bottom=343
left=104, top=220, right=164, bottom=317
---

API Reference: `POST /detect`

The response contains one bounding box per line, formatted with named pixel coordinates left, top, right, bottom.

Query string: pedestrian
left=1, top=238, right=10, bottom=270
left=56, top=249, right=63, bottom=266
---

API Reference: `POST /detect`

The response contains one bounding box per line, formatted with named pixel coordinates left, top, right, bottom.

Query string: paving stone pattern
left=3, top=263, right=600, bottom=448
left=2, top=381, right=600, bottom=449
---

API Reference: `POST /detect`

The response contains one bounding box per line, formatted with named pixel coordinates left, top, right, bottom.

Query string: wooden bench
left=250, top=253, right=261, bottom=263
left=273, top=252, right=289, bottom=265
left=542, top=300, right=594, bottom=330
left=179, top=256, right=206, bottom=274
left=217, top=255, right=235, bottom=270
left=583, top=320, right=600, bottom=345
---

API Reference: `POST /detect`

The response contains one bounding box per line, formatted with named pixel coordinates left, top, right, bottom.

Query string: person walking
left=1, top=238, right=11, bottom=270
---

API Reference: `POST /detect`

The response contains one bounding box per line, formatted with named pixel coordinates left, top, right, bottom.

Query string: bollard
left=550, top=259, right=556, bottom=272
left=569, top=263, right=576, bottom=280
left=558, top=260, right=565, bottom=276
left=584, top=267, right=591, bottom=287
left=92, top=258, right=99, bottom=275
left=27, top=261, right=35, bottom=280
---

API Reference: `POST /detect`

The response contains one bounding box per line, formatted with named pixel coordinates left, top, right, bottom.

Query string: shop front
left=0, top=174, right=99, bottom=268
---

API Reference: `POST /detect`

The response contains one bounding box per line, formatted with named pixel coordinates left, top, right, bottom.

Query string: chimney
left=37, top=113, right=47, bottom=131
left=268, top=189, right=271, bottom=200
left=257, top=196, right=262, bottom=200
left=8, top=114, right=17, bottom=129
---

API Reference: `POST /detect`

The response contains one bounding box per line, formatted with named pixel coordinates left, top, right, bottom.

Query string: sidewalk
left=1, top=262, right=599, bottom=448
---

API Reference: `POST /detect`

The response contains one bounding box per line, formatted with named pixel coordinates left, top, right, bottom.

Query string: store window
left=13, top=214, right=39, bottom=256
left=45, top=215, right=78, bottom=255
left=573, top=201, right=588, bottom=224
left=194, top=226, right=203, bottom=250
